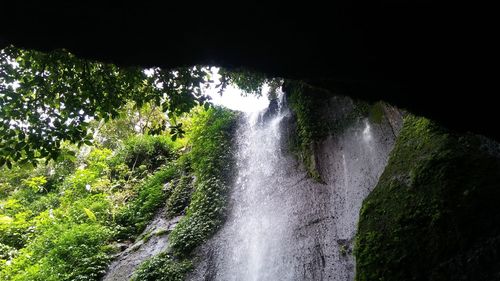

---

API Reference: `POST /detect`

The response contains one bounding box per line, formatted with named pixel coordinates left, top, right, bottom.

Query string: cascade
left=189, top=94, right=401, bottom=280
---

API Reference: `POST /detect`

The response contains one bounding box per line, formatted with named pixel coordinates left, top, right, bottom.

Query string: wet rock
left=102, top=211, right=182, bottom=281
left=188, top=93, right=402, bottom=280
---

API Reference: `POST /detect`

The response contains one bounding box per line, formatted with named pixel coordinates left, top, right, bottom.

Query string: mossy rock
left=355, top=115, right=500, bottom=281
left=285, top=82, right=384, bottom=181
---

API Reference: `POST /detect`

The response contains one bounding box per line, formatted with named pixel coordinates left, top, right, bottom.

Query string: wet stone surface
left=188, top=96, right=402, bottom=281
left=102, top=211, right=182, bottom=281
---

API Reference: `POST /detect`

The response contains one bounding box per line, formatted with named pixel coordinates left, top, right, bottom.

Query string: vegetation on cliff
left=0, top=135, right=176, bottom=280
left=285, top=82, right=382, bottom=181
left=132, top=107, right=238, bottom=280
left=355, top=115, right=500, bottom=281
left=0, top=46, right=275, bottom=168
left=0, top=104, right=238, bottom=281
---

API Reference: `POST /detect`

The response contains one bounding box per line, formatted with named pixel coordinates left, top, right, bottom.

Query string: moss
left=355, top=115, right=500, bottom=281
left=130, top=107, right=238, bottom=280
left=154, top=229, right=169, bottom=236
left=114, top=162, right=184, bottom=239
left=169, top=107, right=238, bottom=257
left=285, top=82, right=375, bottom=181
left=165, top=175, right=194, bottom=218
left=368, top=101, right=385, bottom=124
left=286, top=82, right=327, bottom=181
left=131, top=252, right=192, bottom=281
left=339, top=244, right=348, bottom=256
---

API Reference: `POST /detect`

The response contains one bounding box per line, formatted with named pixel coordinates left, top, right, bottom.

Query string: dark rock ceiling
left=0, top=3, right=495, bottom=140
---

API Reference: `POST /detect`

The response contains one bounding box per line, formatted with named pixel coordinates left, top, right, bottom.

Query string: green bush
left=170, top=178, right=228, bottom=256
left=66, top=194, right=113, bottom=225
left=109, top=135, right=177, bottom=174
left=187, top=107, right=237, bottom=181
left=0, top=106, right=238, bottom=280
left=0, top=134, right=183, bottom=280
left=114, top=163, right=183, bottom=239
left=0, top=211, right=31, bottom=250
left=169, top=107, right=237, bottom=257
left=165, top=175, right=194, bottom=218
left=24, top=192, right=60, bottom=216
left=1, top=223, right=113, bottom=281
left=131, top=252, right=192, bottom=281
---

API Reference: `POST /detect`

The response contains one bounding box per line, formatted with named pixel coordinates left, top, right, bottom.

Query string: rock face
left=102, top=210, right=181, bottom=281
left=187, top=94, right=402, bottom=280
left=355, top=116, right=500, bottom=281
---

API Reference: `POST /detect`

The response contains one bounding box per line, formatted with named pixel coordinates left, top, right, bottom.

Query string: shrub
left=114, top=163, right=183, bottom=239
left=110, top=135, right=177, bottom=174
left=131, top=252, right=192, bottom=281
left=1, top=223, right=113, bottom=281
left=165, top=175, right=194, bottom=218
left=169, top=107, right=237, bottom=257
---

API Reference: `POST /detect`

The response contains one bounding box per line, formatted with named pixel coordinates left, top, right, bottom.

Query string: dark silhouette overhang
left=1, top=2, right=494, bottom=140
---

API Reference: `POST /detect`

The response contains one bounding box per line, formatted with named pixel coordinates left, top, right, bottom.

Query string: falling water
left=214, top=93, right=297, bottom=280
left=188, top=94, right=401, bottom=281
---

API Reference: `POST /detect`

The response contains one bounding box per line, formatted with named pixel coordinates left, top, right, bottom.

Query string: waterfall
left=188, top=94, right=401, bottom=281
left=210, top=92, right=297, bottom=280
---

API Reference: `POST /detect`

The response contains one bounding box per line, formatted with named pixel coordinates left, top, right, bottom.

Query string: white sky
left=202, top=68, right=270, bottom=113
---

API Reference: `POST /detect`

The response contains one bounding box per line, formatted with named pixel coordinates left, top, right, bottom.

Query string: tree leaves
left=169, top=123, right=185, bottom=141
left=0, top=47, right=273, bottom=168
left=0, top=47, right=213, bottom=167
left=83, top=208, right=97, bottom=222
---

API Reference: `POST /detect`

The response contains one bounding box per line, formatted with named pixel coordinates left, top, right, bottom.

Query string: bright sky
left=202, top=68, right=270, bottom=113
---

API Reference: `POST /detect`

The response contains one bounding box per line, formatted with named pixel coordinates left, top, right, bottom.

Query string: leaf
left=203, top=102, right=210, bottom=110
left=84, top=208, right=97, bottom=222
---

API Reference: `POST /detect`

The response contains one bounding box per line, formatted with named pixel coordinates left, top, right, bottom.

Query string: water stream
left=189, top=94, right=400, bottom=281
left=216, top=95, right=297, bottom=280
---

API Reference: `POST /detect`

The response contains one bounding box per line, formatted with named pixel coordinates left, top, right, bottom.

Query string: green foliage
left=186, top=107, right=237, bottom=181
left=84, top=208, right=97, bottom=222
left=0, top=211, right=31, bottom=250
left=0, top=115, right=186, bottom=280
left=65, top=194, right=112, bottom=224
left=170, top=178, right=228, bottom=256
left=124, top=106, right=238, bottom=280
left=114, top=163, right=182, bottom=239
left=169, top=107, right=237, bottom=257
left=287, top=82, right=324, bottom=180
left=22, top=176, right=47, bottom=193
left=1, top=223, right=113, bottom=281
left=0, top=45, right=274, bottom=168
left=286, top=82, right=380, bottom=181
left=218, top=68, right=270, bottom=96
left=24, top=192, right=59, bottom=215
left=355, top=115, right=500, bottom=281
left=0, top=46, right=212, bottom=166
left=165, top=175, right=194, bottom=218
left=0, top=56, right=255, bottom=279
left=0, top=146, right=77, bottom=200
left=92, top=102, right=169, bottom=149
left=131, top=252, right=192, bottom=281
left=0, top=242, right=18, bottom=266
left=109, top=135, right=177, bottom=174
